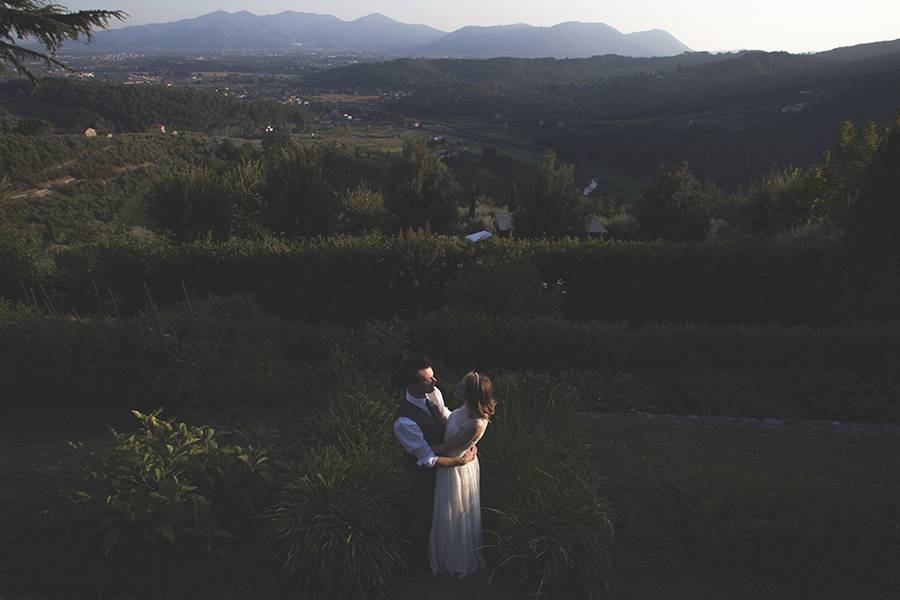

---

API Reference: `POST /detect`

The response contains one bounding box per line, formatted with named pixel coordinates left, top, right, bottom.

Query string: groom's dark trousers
left=397, top=397, right=446, bottom=570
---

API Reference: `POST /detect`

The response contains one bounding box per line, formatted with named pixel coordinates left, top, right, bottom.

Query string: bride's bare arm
left=434, top=445, right=477, bottom=467
left=432, top=420, right=487, bottom=456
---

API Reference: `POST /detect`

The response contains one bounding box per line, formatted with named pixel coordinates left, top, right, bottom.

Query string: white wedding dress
left=428, top=407, right=488, bottom=576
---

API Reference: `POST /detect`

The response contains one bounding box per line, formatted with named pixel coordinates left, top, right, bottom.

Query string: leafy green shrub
left=146, top=165, right=235, bottom=240
left=341, top=182, right=388, bottom=234
left=48, top=234, right=850, bottom=323
left=76, top=409, right=271, bottom=556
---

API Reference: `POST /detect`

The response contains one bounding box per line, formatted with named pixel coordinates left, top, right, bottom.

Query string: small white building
left=465, top=230, right=493, bottom=243
left=84, top=128, right=97, bottom=138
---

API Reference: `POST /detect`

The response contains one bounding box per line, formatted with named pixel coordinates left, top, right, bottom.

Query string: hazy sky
left=66, top=0, right=900, bottom=53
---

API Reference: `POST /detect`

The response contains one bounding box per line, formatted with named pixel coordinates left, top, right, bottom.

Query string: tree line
left=142, top=112, right=900, bottom=253
left=0, top=79, right=312, bottom=136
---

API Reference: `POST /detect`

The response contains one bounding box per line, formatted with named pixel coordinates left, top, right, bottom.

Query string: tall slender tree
left=384, top=138, right=460, bottom=234
left=637, top=162, right=717, bottom=242
left=516, top=149, right=579, bottom=238
left=1, top=1, right=124, bottom=83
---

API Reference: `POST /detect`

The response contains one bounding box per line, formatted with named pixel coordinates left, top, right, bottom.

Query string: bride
left=427, top=371, right=496, bottom=577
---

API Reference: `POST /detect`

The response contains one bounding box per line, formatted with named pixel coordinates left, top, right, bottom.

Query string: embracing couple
left=393, top=357, right=496, bottom=577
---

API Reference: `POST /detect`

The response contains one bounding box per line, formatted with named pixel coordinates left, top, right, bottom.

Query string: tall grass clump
left=262, top=384, right=409, bottom=599
left=264, top=445, right=408, bottom=599
left=0, top=218, right=53, bottom=298
left=480, top=373, right=615, bottom=598
left=486, top=469, right=615, bottom=598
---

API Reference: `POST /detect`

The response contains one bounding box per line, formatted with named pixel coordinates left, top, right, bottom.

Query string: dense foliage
left=2, top=298, right=898, bottom=422
left=4, top=115, right=898, bottom=326
left=515, top=150, right=580, bottom=237
left=305, top=50, right=900, bottom=187
left=636, top=161, right=717, bottom=242
left=0, top=295, right=330, bottom=410
left=384, top=138, right=460, bottom=233
left=0, top=79, right=311, bottom=135
left=34, top=234, right=850, bottom=323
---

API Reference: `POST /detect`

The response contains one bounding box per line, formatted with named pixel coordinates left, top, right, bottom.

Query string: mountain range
left=70, top=10, right=691, bottom=58
left=417, top=22, right=690, bottom=58
left=77, top=11, right=445, bottom=52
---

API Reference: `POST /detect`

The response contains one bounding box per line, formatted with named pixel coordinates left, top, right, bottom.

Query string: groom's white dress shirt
left=394, top=388, right=451, bottom=469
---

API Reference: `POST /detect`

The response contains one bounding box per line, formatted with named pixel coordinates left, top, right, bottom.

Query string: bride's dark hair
left=460, top=371, right=496, bottom=421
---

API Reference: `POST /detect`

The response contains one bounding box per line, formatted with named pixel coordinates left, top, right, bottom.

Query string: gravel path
left=587, top=411, right=900, bottom=437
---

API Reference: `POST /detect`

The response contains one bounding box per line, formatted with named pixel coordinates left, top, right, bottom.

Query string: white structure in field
left=465, top=230, right=493, bottom=243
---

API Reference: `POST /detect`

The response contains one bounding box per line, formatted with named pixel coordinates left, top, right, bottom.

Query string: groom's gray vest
left=397, top=394, right=446, bottom=566
left=397, top=396, right=445, bottom=475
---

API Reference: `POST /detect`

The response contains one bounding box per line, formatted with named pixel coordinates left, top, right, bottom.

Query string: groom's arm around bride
left=392, top=357, right=477, bottom=571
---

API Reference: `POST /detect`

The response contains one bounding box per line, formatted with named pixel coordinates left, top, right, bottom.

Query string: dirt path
left=8, top=161, right=153, bottom=200
left=9, top=177, right=80, bottom=200
left=588, top=411, right=900, bottom=437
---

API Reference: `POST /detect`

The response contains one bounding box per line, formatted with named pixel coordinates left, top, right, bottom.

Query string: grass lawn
left=316, top=125, right=419, bottom=153
left=1, top=409, right=897, bottom=599
left=593, top=414, right=900, bottom=599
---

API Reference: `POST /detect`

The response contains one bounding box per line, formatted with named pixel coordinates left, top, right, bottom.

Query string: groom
left=394, top=356, right=477, bottom=571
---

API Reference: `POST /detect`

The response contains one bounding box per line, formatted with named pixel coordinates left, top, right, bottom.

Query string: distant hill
left=417, top=22, right=691, bottom=58
left=301, top=53, right=732, bottom=91
left=77, top=10, right=446, bottom=52
left=818, top=38, right=900, bottom=61
left=298, top=44, right=900, bottom=188
left=60, top=10, right=689, bottom=58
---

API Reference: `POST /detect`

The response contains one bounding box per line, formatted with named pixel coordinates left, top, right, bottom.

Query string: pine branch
left=0, top=38, right=67, bottom=83
left=0, top=1, right=126, bottom=82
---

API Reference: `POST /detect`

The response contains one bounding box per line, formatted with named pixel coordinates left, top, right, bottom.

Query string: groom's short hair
left=396, top=356, right=433, bottom=391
